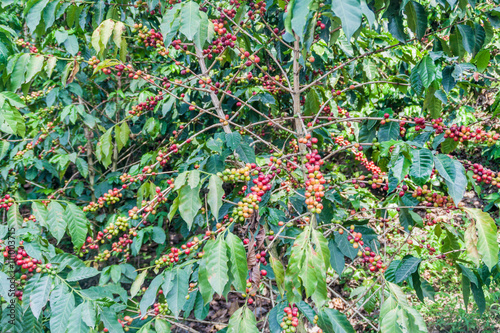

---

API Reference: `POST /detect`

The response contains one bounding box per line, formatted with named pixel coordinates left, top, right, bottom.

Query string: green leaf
left=395, top=256, right=421, bottom=283
left=378, top=121, right=400, bottom=142
left=405, top=1, right=427, bottom=40
left=208, top=175, right=224, bottom=219
left=423, top=86, right=442, bottom=119
left=236, top=141, right=256, bottom=163
left=25, top=54, right=45, bottom=83
left=26, top=0, right=50, bottom=33
left=131, top=269, right=148, bottom=298
left=317, top=308, right=355, bottom=333
left=463, top=208, right=499, bottom=271
left=139, top=273, right=164, bottom=316
left=0, top=140, right=9, bottom=161
left=155, top=318, right=171, bottom=333
left=178, top=184, right=201, bottom=229
left=473, top=50, right=490, bottom=72
left=96, top=127, right=113, bottom=167
left=7, top=202, right=23, bottom=229
left=197, top=259, right=214, bottom=305
left=225, top=132, right=242, bottom=150
left=193, top=11, right=211, bottom=50
left=188, top=170, right=200, bottom=188
left=380, top=308, right=404, bottom=333
left=29, top=274, right=52, bottom=319
left=291, top=0, right=313, bottom=40
left=227, top=306, right=259, bottom=333
left=0, top=107, right=25, bottom=136
left=462, top=274, right=470, bottom=310
left=270, top=253, right=285, bottom=297
left=434, top=154, right=467, bottom=205
left=440, top=137, right=459, bottom=154
left=67, top=267, right=100, bottom=282
left=226, top=232, right=248, bottom=293
left=65, top=203, right=89, bottom=249
left=47, top=201, right=66, bottom=243
left=410, top=149, right=433, bottom=185
left=76, top=158, right=89, bottom=178
left=304, top=88, right=320, bottom=116
left=180, top=1, right=200, bottom=40
left=330, top=0, right=362, bottom=40
left=116, top=122, right=130, bottom=152
left=413, top=56, right=436, bottom=89
left=23, top=307, right=43, bottom=333
left=457, top=25, right=475, bottom=53
left=328, top=240, right=345, bottom=275
left=50, top=284, right=75, bottom=333
left=391, top=155, right=411, bottom=182
left=205, top=237, right=229, bottom=295
left=67, top=303, right=90, bottom=333
left=32, top=201, right=48, bottom=228
left=167, top=265, right=192, bottom=318
left=0, top=271, right=12, bottom=302
left=100, top=308, right=125, bottom=333
left=470, top=281, right=486, bottom=314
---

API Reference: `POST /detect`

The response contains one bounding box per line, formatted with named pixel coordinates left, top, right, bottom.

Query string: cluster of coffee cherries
left=411, top=185, right=455, bottom=208
left=304, top=149, right=326, bottom=214
left=424, top=213, right=442, bottom=227
left=153, top=301, right=171, bottom=316
left=154, top=243, right=196, bottom=269
left=464, top=162, right=500, bottom=187
left=431, top=118, right=445, bottom=134
left=128, top=93, right=163, bottom=116
left=347, top=227, right=386, bottom=273
left=23, top=214, right=36, bottom=224
left=93, top=249, right=112, bottom=262
left=413, top=117, right=426, bottom=132
left=84, top=232, right=105, bottom=250
left=110, top=235, right=133, bottom=257
left=280, top=304, right=299, bottom=332
left=83, top=188, right=123, bottom=212
left=244, top=280, right=257, bottom=304
left=246, top=1, right=267, bottom=20
left=132, top=24, right=168, bottom=55
left=2, top=244, right=41, bottom=273
left=260, top=73, right=286, bottom=95
left=203, top=31, right=238, bottom=58
left=16, top=38, right=38, bottom=53
left=333, top=135, right=383, bottom=175
left=20, top=86, right=54, bottom=103
left=106, top=216, right=130, bottom=236
left=155, top=150, right=172, bottom=167
left=0, top=194, right=14, bottom=212
left=444, top=125, right=499, bottom=145
left=217, top=164, right=258, bottom=182
left=231, top=170, right=276, bottom=222
left=87, top=56, right=101, bottom=68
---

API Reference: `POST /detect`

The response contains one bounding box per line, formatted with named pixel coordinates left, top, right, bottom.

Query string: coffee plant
left=1, top=0, right=500, bottom=332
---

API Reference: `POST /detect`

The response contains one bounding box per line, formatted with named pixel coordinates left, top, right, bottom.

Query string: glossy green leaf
left=47, top=201, right=66, bottom=243
left=205, top=237, right=229, bottom=295
left=226, top=232, right=248, bottom=293
left=178, top=184, right=202, bottom=229
left=65, top=203, right=89, bottom=249
left=331, top=0, right=362, bottom=40
left=317, top=308, right=355, bottom=333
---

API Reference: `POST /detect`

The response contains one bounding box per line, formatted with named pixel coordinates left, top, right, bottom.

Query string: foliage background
left=1, top=0, right=500, bottom=332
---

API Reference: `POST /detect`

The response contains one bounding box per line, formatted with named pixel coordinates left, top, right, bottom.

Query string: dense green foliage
left=1, top=0, right=500, bottom=332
